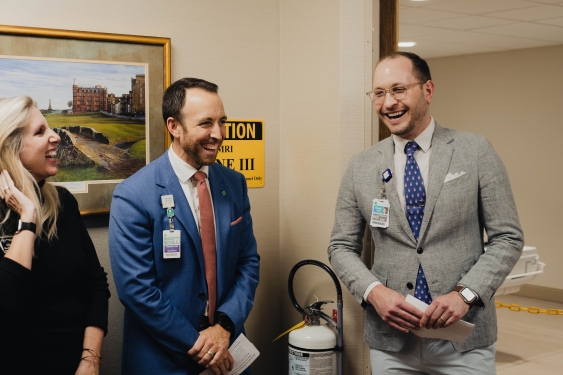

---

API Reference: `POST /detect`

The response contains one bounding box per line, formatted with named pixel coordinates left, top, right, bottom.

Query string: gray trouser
left=370, top=334, right=496, bottom=375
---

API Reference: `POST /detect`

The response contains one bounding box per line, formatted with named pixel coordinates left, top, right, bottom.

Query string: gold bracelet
left=81, top=348, right=102, bottom=363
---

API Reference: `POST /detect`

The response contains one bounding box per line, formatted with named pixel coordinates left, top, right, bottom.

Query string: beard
left=179, top=135, right=222, bottom=168
left=383, top=93, right=428, bottom=138
left=180, top=128, right=223, bottom=169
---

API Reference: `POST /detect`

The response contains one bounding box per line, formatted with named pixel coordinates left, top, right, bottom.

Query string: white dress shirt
left=363, top=118, right=436, bottom=302
left=168, top=148, right=217, bottom=317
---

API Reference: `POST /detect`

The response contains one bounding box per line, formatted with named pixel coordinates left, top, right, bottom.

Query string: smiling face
left=19, top=106, right=61, bottom=181
left=168, top=88, right=226, bottom=169
left=373, top=56, right=434, bottom=140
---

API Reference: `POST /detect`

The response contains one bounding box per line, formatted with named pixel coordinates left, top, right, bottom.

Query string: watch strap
left=216, top=313, right=235, bottom=337
left=17, top=220, right=36, bottom=234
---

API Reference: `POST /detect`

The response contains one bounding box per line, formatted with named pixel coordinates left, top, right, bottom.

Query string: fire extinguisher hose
left=287, top=259, right=344, bottom=375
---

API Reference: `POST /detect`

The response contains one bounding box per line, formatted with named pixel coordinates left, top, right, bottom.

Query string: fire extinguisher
left=287, top=260, right=343, bottom=375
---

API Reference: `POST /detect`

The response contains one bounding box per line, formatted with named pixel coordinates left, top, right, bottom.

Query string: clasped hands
left=188, top=324, right=234, bottom=375
left=367, top=284, right=470, bottom=333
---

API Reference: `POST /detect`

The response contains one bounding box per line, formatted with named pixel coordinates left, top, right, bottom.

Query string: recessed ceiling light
left=398, top=42, right=416, bottom=47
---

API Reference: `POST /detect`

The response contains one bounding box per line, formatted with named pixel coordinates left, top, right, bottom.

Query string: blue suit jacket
left=109, top=153, right=260, bottom=374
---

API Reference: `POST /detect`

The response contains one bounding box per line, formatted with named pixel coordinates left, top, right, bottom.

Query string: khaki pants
left=370, top=334, right=496, bottom=375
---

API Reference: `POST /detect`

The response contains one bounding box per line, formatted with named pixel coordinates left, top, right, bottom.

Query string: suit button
left=199, top=292, right=205, bottom=300
left=407, top=282, right=414, bottom=289
left=417, top=247, right=423, bottom=254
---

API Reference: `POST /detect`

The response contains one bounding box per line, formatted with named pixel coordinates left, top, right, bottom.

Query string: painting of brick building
left=72, top=84, right=108, bottom=113
left=131, top=74, right=145, bottom=117
left=0, top=56, right=148, bottom=190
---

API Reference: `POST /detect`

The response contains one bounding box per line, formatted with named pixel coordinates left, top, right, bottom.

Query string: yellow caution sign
left=216, top=119, right=264, bottom=188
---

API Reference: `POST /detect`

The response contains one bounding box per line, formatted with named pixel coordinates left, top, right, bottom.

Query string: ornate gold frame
left=0, top=25, right=171, bottom=215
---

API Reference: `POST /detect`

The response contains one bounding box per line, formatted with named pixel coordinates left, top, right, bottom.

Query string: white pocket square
left=444, top=171, right=466, bottom=183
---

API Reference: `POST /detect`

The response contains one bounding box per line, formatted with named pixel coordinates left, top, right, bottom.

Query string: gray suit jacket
left=328, top=124, right=523, bottom=352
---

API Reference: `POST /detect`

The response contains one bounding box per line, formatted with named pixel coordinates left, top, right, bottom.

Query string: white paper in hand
left=405, top=294, right=474, bottom=343
left=200, top=333, right=260, bottom=375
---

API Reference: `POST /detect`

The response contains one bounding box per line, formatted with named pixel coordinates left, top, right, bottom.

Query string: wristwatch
left=454, top=285, right=478, bottom=306
left=216, top=313, right=235, bottom=337
left=16, top=220, right=36, bottom=234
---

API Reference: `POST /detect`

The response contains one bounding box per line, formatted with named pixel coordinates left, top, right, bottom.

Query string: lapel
left=154, top=154, right=205, bottom=274
left=380, top=137, right=418, bottom=243
left=207, top=164, right=232, bottom=299
left=418, top=123, right=454, bottom=242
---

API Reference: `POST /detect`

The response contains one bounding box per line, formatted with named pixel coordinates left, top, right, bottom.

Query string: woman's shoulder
left=54, top=184, right=72, bottom=200
left=52, top=185, right=79, bottom=213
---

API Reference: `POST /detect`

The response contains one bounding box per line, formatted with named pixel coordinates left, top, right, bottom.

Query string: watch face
left=461, top=288, right=476, bottom=302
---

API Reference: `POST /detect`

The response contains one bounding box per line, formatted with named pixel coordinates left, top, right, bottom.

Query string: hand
left=74, top=356, right=99, bottom=375
left=420, top=291, right=470, bottom=329
left=367, top=284, right=423, bottom=333
left=0, top=170, right=37, bottom=223
left=187, top=324, right=233, bottom=375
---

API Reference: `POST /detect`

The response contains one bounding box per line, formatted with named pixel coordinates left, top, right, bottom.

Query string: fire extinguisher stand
left=288, top=259, right=343, bottom=375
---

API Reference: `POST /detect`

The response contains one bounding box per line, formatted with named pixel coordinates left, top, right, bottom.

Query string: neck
left=171, top=140, right=201, bottom=169
left=405, top=114, right=431, bottom=140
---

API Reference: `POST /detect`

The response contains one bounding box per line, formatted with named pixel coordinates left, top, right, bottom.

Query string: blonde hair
left=0, top=96, right=60, bottom=240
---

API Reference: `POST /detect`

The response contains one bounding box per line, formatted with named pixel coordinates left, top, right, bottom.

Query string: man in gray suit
left=328, top=52, right=523, bottom=374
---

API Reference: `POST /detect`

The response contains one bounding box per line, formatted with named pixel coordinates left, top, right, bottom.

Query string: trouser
left=370, top=334, right=496, bottom=374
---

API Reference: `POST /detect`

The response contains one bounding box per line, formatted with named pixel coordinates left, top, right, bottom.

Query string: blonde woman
left=0, top=96, right=110, bottom=375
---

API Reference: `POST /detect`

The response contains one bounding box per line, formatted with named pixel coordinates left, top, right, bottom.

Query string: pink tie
left=193, top=171, right=217, bottom=324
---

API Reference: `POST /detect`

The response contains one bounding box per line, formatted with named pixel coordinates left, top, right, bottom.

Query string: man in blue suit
left=109, top=78, right=260, bottom=375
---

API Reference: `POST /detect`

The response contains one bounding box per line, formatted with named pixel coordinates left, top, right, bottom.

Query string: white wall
left=0, top=0, right=376, bottom=373
left=428, top=45, right=563, bottom=292
left=280, top=1, right=374, bottom=373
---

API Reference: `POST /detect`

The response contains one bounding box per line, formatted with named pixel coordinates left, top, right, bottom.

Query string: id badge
left=370, top=199, right=390, bottom=228
left=163, top=230, right=181, bottom=259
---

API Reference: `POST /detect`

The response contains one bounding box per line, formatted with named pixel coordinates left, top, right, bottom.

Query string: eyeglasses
left=366, top=82, right=424, bottom=104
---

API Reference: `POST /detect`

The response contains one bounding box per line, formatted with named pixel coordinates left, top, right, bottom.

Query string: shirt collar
left=167, top=147, right=210, bottom=183
left=392, top=117, right=435, bottom=154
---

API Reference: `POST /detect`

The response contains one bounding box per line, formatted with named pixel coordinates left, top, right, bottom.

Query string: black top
left=0, top=186, right=110, bottom=374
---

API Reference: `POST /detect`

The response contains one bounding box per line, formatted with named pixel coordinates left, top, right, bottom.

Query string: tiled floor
left=495, top=294, right=563, bottom=374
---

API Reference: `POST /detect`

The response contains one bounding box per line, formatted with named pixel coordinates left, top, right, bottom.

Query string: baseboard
left=515, top=284, right=563, bottom=303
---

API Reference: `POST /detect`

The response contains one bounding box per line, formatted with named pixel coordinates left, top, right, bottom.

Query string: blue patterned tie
left=404, top=141, right=432, bottom=304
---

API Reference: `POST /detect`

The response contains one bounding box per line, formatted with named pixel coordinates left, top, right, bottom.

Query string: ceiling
left=398, top=0, right=563, bottom=58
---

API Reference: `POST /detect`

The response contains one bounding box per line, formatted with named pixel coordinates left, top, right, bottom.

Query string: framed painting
left=0, top=24, right=171, bottom=215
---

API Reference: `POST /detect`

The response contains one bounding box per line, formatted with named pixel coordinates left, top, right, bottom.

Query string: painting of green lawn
left=47, top=113, right=146, bottom=182
left=47, top=113, right=145, bottom=142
